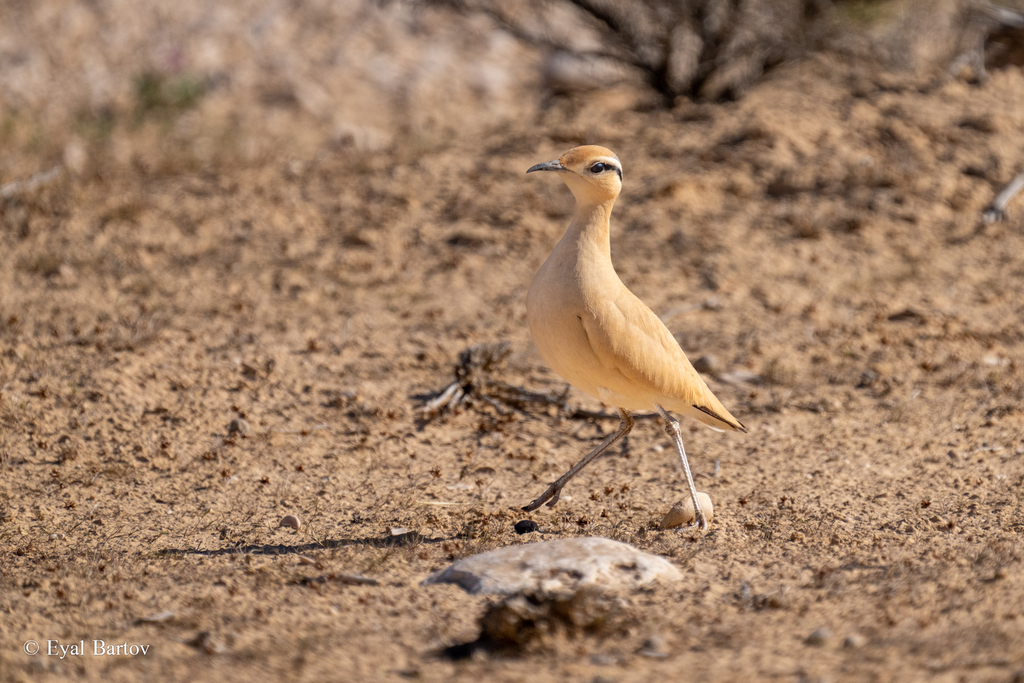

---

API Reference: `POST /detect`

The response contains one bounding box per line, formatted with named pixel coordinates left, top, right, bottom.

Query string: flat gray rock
left=422, top=537, right=682, bottom=595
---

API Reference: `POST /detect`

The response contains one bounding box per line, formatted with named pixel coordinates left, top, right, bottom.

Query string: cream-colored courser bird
left=524, top=145, right=746, bottom=531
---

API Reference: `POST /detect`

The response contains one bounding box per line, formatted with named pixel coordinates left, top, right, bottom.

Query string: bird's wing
left=580, top=289, right=745, bottom=432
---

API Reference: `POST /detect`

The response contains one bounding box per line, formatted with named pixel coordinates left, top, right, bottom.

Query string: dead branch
left=0, top=165, right=63, bottom=199
left=417, top=341, right=652, bottom=423
left=428, top=0, right=828, bottom=103
left=948, top=1, right=1024, bottom=83
left=418, top=341, right=514, bottom=420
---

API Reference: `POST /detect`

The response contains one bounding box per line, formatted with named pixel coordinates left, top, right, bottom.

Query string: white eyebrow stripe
left=589, top=157, right=622, bottom=178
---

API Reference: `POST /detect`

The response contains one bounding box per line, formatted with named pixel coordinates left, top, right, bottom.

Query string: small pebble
left=228, top=418, right=251, bottom=436
left=843, top=634, right=866, bottom=649
left=514, top=520, right=539, bottom=535
left=692, top=355, right=719, bottom=375
left=138, top=610, right=175, bottom=623
left=278, top=514, right=302, bottom=530
left=186, top=631, right=226, bottom=655
left=637, top=634, right=669, bottom=658
left=806, top=627, right=832, bottom=646
left=64, top=139, right=87, bottom=175
left=660, top=492, right=714, bottom=529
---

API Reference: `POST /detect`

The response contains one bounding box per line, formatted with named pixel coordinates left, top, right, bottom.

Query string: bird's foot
left=521, top=483, right=562, bottom=512
left=694, top=509, right=710, bottom=533
left=674, top=506, right=710, bottom=533
left=687, top=508, right=710, bottom=533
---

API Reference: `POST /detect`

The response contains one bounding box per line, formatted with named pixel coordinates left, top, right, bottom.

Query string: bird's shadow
left=156, top=531, right=439, bottom=559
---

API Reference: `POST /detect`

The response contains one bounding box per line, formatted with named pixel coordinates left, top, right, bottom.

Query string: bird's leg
left=655, top=405, right=708, bottom=532
left=523, top=408, right=634, bottom=512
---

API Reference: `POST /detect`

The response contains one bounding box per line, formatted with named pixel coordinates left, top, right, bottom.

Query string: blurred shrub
left=434, top=0, right=1024, bottom=102
left=435, top=0, right=844, bottom=102
left=132, top=71, right=206, bottom=118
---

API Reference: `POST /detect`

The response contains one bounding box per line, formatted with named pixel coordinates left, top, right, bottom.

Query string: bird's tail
left=682, top=403, right=747, bottom=433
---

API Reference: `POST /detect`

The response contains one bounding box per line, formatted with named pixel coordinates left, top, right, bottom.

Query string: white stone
left=422, top=537, right=682, bottom=595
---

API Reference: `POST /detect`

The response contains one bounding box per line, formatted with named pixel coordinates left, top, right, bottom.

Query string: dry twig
left=982, top=170, right=1024, bottom=223
left=418, top=341, right=643, bottom=422
left=0, top=165, right=63, bottom=199
left=948, top=1, right=1024, bottom=83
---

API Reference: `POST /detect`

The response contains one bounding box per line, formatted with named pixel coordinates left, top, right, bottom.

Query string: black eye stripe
left=589, top=162, right=622, bottom=179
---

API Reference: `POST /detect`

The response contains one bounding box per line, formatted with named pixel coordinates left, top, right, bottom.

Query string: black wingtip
left=693, top=404, right=746, bottom=433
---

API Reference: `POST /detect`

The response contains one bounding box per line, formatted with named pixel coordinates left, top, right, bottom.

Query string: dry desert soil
left=2, top=2, right=1024, bottom=682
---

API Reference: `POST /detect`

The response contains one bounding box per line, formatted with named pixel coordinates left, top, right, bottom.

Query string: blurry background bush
left=1, top=0, right=1022, bottom=180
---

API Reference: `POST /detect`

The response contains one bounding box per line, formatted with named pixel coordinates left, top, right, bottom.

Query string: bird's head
left=527, top=145, right=622, bottom=206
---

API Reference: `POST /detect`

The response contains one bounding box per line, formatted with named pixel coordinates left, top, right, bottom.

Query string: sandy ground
left=2, top=3, right=1024, bottom=681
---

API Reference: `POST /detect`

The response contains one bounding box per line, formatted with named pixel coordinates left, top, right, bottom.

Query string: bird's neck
left=561, top=198, right=616, bottom=262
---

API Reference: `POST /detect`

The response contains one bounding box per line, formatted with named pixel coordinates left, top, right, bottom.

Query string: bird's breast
left=526, top=253, right=601, bottom=396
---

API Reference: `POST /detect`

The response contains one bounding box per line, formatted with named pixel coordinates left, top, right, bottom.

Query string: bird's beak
left=527, top=160, right=566, bottom=174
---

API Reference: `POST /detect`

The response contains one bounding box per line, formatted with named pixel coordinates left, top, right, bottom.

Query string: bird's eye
left=590, top=163, right=606, bottom=173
